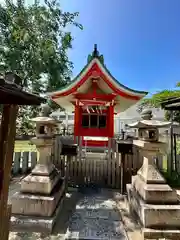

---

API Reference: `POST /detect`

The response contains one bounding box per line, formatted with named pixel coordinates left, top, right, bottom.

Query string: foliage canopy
left=138, top=87, right=180, bottom=122
left=0, top=0, right=82, bottom=135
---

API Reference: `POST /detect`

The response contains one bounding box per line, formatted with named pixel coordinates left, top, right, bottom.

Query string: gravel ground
left=8, top=180, right=140, bottom=240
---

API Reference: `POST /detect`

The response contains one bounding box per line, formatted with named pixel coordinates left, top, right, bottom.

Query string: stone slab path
left=64, top=189, right=127, bottom=240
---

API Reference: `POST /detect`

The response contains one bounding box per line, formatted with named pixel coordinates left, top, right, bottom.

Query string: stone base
left=11, top=178, right=65, bottom=217
left=132, top=175, right=178, bottom=204
left=143, top=228, right=180, bottom=239
left=32, top=163, right=55, bottom=176
left=137, top=161, right=166, bottom=184
left=10, top=192, right=65, bottom=233
left=126, top=184, right=180, bottom=229
left=21, top=169, right=61, bottom=194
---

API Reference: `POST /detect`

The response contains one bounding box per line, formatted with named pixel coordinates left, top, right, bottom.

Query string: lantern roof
left=128, top=120, right=171, bottom=129
left=128, top=109, right=171, bottom=129
left=31, top=116, right=58, bottom=125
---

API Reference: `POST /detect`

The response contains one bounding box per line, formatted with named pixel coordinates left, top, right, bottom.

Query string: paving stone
left=65, top=191, right=127, bottom=240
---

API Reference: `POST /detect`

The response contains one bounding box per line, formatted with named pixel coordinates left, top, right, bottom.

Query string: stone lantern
left=21, top=104, right=61, bottom=193
left=126, top=109, right=180, bottom=239
left=128, top=109, right=171, bottom=184
left=11, top=104, right=65, bottom=232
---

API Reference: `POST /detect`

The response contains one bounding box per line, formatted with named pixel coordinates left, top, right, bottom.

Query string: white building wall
left=114, top=104, right=165, bottom=134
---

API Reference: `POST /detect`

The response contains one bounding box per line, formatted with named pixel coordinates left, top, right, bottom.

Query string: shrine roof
left=0, top=73, right=45, bottom=105
left=49, top=45, right=147, bottom=97
left=48, top=44, right=148, bottom=112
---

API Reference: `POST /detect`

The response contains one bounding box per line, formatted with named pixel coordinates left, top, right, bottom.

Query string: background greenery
left=0, top=0, right=83, bottom=135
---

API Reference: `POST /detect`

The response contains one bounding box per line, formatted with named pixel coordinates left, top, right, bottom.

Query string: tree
left=137, top=86, right=180, bottom=122
left=0, top=0, right=82, bottom=135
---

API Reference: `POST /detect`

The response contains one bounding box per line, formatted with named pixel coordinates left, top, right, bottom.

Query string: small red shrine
left=48, top=45, right=148, bottom=147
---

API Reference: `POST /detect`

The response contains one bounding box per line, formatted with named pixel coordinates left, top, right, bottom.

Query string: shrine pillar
left=74, top=102, right=80, bottom=143
left=108, top=104, right=114, bottom=138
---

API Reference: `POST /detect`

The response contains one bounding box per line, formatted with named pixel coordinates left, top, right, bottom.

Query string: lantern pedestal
left=11, top=178, right=65, bottom=233
left=20, top=137, right=61, bottom=195
left=127, top=140, right=180, bottom=239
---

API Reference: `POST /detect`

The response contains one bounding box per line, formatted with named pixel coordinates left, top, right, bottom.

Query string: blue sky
left=61, top=0, right=180, bottom=95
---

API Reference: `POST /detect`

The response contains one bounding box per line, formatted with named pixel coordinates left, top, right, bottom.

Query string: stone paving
left=8, top=182, right=128, bottom=240
left=64, top=189, right=127, bottom=239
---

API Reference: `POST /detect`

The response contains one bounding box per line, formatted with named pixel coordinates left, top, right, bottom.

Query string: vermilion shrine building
left=48, top=45, right=147, bottom=147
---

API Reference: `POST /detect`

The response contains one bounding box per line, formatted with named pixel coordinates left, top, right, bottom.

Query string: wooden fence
left=11, top=149, right=143, bottom=190
left=11, top=151, right=37, bottom=176
left=53, top=154, right=121, bottom=188
left=12, top=138, right=176, bottom=191
left=51, top=136, right=144, bottom=190
left=52, top=151, right=143, bottom=190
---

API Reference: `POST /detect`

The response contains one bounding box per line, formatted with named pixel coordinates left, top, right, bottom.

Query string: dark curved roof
left=0, top=73, right=45, bottom=105
left=161, top=97, right=180, bottom=110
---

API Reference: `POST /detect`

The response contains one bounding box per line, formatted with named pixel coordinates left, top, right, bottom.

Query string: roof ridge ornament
left=141, top=109, right=153, bottom=120
left=92, top=44, right=99, bottom=57
left=87, top=44, right=104, bottom=64
left=40, top=103, right=52, bottom=117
